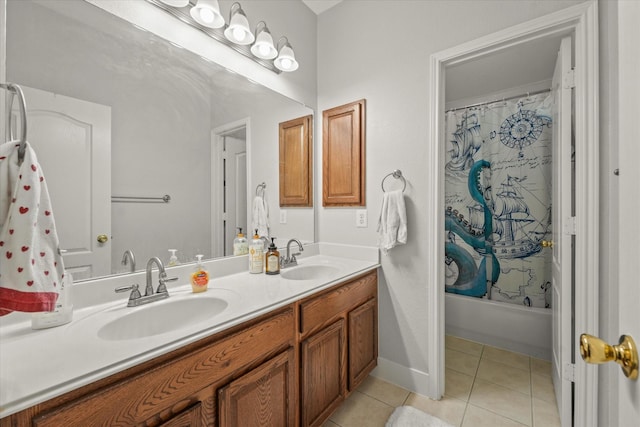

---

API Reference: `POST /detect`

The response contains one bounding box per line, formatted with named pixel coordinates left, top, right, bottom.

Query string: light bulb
left=233, top=27, right=246, bottom=42
left=199, top=8, right=215, bottom=23
left=281, top=58, right=292, bottom=70
left=258, top=44, right=270, bottom=56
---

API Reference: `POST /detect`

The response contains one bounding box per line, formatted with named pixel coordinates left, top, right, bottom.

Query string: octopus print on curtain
left=444, top=93, right=553, bottom=308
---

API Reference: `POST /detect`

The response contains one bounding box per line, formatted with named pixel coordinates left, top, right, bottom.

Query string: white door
left=550, top=36, right=573, bottom=426
left=614, top=1, right=639, bottom=423
left=14, top=86, right=111, bottom=280
left=223, top=135, right=247, bottom=256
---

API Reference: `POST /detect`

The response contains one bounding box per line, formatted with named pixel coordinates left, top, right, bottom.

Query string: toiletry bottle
left=233, top=227, right=249, bottom=256
left=265, top=238, right=280, bottom=275
left=167, top=249, right=180, bottom=266
left=190, top=254, right=209, bottom=293
left=249, top=229, right=264, bottom=274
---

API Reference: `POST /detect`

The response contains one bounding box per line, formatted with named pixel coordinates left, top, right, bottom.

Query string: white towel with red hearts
left=0, top=141, right=65, bottom=315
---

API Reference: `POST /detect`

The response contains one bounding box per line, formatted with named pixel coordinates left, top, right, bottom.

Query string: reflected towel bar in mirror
left=111, top=195, right=171, bottom=203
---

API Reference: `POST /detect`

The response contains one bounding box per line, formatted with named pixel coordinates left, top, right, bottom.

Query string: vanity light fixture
left=159, top=0, right=189, bottom=6
left=224, top=2, right=254, bottom=45
left=274, top=37, right=299, bottom=72
left=190, top=0, right=225, bottom=29
left=250, top=21, right=278, bottom=60
left=147, top=0, right=298, bottom=73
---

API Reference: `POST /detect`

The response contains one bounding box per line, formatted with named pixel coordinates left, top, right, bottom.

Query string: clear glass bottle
left=233, top=227, right=249, bottom=256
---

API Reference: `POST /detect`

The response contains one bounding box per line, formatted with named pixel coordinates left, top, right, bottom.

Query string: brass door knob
left=541, top=240, right=554, bottom=248
left=580, top=333, right=638, bottom=380
left=97, top=234, right=109, bottom=243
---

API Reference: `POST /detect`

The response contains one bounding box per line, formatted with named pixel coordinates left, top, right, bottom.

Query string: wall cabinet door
left=322, top=99, right=366, bottom=206
left=300, top=320, right=346, bottom=427
left=348, top=298, right=378, bottom=391
left=279, top=115, right=313, bottom=207
left=218, top=349, right=296, bottom=427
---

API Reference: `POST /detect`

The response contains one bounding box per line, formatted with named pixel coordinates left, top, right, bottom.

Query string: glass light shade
left=250, top=28, right=277, bottom=59
left=159, top=0, right=189, bottom=6
left=274, top=44, right=299, bottom=72
left=190, top=0, right=225, bottom=29
left=224, top=8, right=254, bottom=45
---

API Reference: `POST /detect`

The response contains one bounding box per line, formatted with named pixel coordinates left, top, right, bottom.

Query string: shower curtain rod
left=446, top=87, right=552, bottom=113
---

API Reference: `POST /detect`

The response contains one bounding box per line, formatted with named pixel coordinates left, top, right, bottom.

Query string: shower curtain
left=444, top=93, right=553, bottom=308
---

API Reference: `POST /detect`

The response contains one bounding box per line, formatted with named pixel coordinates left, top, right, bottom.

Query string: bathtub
left=445, top=292, right=552, bottom=360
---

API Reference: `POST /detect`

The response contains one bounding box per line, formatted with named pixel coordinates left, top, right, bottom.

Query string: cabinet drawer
left=299, top=271, right=376, bottom=336
left=32, top=307, right=294, bottom=427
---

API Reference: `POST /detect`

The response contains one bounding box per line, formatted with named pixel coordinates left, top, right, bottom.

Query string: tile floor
left=324, top=335, right=560, bottom=427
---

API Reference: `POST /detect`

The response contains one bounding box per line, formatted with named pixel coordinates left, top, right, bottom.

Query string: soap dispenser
left=190, top=254, right=209, bottom=293
left=233, top=227, right=249, bottom=256
left=249, top=229, right=264, bottom=274
left=167, top=249, right=180, bottom=266
left=265, top=238, right=280, bottom=275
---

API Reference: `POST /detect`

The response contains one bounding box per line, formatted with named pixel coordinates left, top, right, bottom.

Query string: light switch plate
left=280, top=210, right=287, bottom=224
left=356, top=209, right=368, bottom=228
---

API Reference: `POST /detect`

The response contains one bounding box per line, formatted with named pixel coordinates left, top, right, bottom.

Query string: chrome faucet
left=281, top=239, right=303, bottom=268
left=115, top=257, right=178, bottom=307
left=121, top=249, right=136, bottom=273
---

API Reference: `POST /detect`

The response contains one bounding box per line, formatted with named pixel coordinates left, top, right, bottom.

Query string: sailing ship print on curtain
left=444, top=93, right=553, bottom=308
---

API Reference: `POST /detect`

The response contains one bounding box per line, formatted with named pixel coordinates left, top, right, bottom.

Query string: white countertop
left=0, top=244, right=379, bottom=418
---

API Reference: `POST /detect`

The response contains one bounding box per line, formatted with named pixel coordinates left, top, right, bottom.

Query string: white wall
left=316, top=0, right=587, bottom=392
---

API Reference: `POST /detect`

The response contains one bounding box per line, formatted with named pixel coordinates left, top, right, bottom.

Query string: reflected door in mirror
left=15, top=86, right=112, bottom=280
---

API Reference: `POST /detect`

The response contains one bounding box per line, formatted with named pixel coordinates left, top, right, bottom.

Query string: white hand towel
left=377, top=189, right=407, bottom=254
left=252, top=195, right=270, bottom=238
left=0, top=141, right=65, bottom=315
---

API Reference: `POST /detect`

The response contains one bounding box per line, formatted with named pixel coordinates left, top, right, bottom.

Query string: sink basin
left=97, top=296, right=228, bottom=341
left=280, top=264, right=340, bottom=281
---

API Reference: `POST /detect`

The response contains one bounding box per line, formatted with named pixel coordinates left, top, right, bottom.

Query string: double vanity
left=0, top=244, right=379, bottom=426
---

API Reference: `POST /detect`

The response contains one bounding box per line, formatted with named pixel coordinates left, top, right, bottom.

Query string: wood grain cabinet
left=299, top=270, right=378, bottom=427
left=1, top=271, right=378, bottom=427
left=279, top=115, right=313, bottom=207
left=322, top=99, right=366, bottom=206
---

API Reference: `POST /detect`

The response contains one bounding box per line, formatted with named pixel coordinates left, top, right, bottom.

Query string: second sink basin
left=280, top=264, right=340, bottom=281
left=97, top=296, right=228, bottom=341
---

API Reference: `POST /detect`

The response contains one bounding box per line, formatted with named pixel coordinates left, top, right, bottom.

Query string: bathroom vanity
left=0, top=249, right=378, bottom=427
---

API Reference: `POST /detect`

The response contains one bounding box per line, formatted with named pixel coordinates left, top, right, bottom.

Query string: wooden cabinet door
left=279, top=115, right=313, bottom=207
left=159, top=401, right=204, bottom=427
left=218, top=349, right=296, bottom=427
left=322, top=99, right=366, bottom=206
left=348, top=298, right=378, bottom=391
left=300, top=320, right=346, bottom=427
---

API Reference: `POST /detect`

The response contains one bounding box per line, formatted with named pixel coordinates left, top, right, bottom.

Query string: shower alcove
left=427, top=3, right=599, bottom=427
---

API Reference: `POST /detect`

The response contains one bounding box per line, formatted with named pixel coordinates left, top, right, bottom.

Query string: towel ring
left=255, top=182, right=266, bottom=196
left=1, top=82, right=28, bottom=165
left=381, top=170, right=406, bottom=192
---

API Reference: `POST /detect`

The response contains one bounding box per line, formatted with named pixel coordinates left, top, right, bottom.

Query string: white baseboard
left=371, top=357, right=433, bottom=398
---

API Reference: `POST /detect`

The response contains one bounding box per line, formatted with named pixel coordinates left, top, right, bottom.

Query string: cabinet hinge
left=564, top=216, right=577, bottom=235
left=563, top=363, right=576, bottom=382
left=564, top=68, right=576, bottom=89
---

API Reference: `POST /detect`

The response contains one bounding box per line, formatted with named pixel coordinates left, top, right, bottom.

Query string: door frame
left=426, top=1, right=599, bottom=425
left=211, top=118, right=251, bottom=258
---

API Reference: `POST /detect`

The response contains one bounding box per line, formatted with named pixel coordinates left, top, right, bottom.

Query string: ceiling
left=302, top=0, right=343, bottom=15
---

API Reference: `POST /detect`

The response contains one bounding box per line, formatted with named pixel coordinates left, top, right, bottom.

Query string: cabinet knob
left=97, top=234, right=109, bottom=243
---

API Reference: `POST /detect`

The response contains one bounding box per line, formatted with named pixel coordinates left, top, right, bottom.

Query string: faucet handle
left=157, top=273, right=178, bottom=294
left=115, top=284, right=142, bottom=306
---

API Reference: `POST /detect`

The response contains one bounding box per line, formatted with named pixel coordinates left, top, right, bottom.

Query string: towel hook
left=1, top=82, right=28, bottom=164
left=381, top=169, right=407, bottom=192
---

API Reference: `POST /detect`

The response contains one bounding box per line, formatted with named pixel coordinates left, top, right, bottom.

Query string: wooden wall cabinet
left=299, top=270, right=378, bottom=427
left=280, top=115, right=313, bottom=207
left=2, top=271, right=378, bottom=427
left=322, top=99, right=366, bottom=206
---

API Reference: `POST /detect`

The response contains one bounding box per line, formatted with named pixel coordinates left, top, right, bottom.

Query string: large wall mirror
left=5, top=0, right=315, bottom=281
